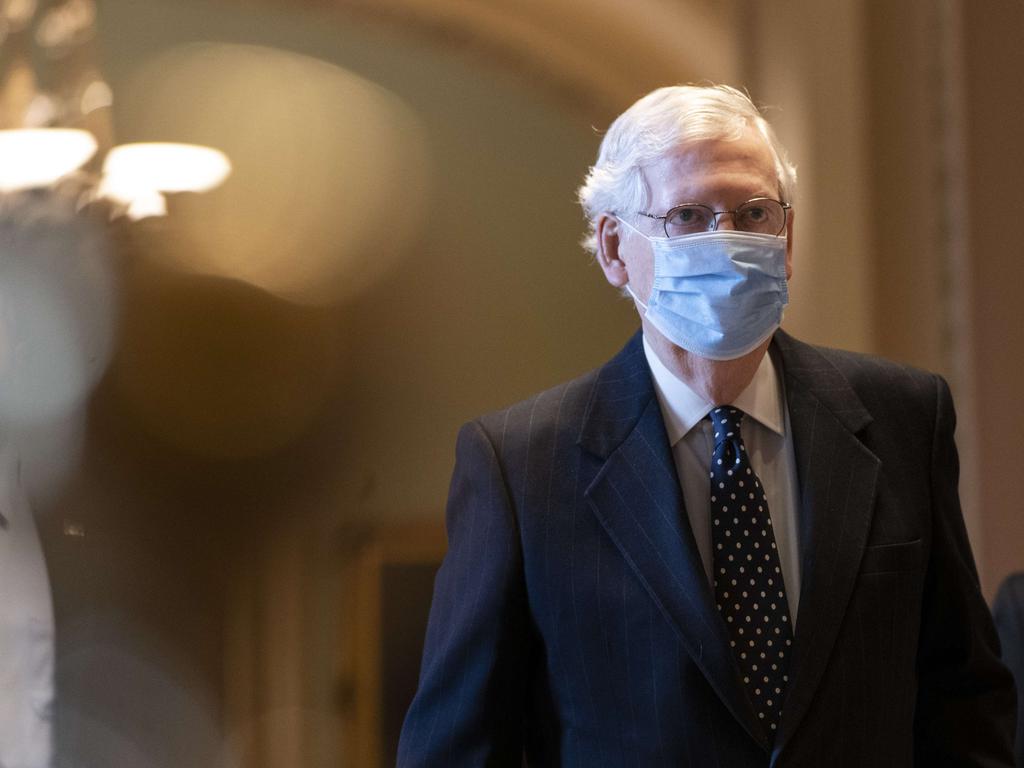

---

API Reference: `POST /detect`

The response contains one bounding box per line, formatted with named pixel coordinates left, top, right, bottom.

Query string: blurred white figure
left=0, top=191, right=117, bottom=767
left=0, top=192, right=116, bottom=427
left=0, top=441, right=54, bottom=768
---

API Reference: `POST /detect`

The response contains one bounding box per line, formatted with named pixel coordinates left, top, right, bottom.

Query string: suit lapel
left=769, top=331, right=881, bottom=757
left=580, top=333, right=770, bottom=751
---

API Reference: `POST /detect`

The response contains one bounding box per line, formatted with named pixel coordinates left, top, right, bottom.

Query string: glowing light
left=100, top=142, right=231, bottom=198
left=0, top=129, right=97, bottom=192
left=97, top=142, right=230, bottom=220
left=122, top=190, right=168, bottom=221
left=80, top=79, right=113, bottom=114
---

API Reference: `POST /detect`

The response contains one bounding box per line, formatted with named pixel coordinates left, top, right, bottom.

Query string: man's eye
left=668, top=206, right=710, bottom=228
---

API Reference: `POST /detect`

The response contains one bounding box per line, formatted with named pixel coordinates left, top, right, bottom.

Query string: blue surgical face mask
left=617, top=220, right=789, bottom=361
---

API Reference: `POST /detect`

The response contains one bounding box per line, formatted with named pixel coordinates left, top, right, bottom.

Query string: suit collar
left=642, top=333, right=786, bottom=444
left=576, top=331, right=652, bottom=459
left=578, top=329, right=875, bottom=454
left=640, top=334, right=711, bottom=443
left=770, top=329, right=872, bottom=435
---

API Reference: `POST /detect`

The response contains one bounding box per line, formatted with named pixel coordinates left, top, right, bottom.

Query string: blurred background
left=0, top=0, right=1022, bottom=765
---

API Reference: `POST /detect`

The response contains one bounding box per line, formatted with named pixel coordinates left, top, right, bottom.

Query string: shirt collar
left=642, top=334, right=785, bottom=445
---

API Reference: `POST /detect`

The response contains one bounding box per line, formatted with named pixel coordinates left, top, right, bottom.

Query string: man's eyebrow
left=665, top=193, right=780, bottom=205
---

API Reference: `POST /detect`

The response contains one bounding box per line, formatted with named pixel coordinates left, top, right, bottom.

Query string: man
left=398, top=85, right=1016, bottom=766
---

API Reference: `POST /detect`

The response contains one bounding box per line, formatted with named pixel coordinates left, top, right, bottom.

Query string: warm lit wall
left=959, top=0, right=1024, bottom=598
left=740, top=0, right=877, bottom=356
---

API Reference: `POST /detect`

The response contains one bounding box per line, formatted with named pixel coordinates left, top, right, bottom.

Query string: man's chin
left=644, top=320, right=773, bottom=363
left=683, top=335, right=774, bottom=366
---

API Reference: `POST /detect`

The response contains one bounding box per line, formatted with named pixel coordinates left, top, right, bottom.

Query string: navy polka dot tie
left=709, top=406, right=792, bottom=738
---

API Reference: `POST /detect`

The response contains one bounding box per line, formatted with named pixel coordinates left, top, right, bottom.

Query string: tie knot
left=709, top=406, right=745, bottom=445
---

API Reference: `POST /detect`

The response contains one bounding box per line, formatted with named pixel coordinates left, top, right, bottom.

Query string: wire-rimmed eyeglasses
left=636, top=197, right=791, bottom=238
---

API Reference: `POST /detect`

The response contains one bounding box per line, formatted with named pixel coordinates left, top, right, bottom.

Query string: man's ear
left=784, top=207, right=795, bottom=281
left=596, top=213, right=629, bottom=288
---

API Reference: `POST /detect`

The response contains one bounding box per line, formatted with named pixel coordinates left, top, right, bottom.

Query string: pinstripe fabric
left=398, top=330, right=1015, bottom=767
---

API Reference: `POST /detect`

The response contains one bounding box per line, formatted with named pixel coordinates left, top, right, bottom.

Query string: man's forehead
left=641, top=134, right=779, bottom=203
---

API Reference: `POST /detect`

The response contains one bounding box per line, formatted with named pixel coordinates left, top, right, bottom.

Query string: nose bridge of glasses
left=710, top=208, right=738, bottom=231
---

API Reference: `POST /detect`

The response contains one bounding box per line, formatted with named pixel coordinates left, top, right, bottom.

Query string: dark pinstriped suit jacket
left=398, top=330, right=1016, bottom=767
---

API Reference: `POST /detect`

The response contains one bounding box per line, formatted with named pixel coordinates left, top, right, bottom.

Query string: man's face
left=598, top=126, right=794, bottom=305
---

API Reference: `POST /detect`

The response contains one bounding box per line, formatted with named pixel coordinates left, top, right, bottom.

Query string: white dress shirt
left=642, top=336, right=802, bottom=623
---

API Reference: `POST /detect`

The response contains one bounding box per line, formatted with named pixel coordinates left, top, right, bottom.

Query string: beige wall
left=741, top=0, right=877, bottom=355
left=960, top=0, right=1024, bottom=597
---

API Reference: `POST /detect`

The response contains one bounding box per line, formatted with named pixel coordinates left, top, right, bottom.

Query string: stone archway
left=231, top=0, right=742, bottom=121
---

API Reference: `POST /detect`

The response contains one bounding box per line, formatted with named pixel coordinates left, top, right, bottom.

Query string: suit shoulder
left=796, top=341, right=947, bottom=420
left=814, top=343, right=939, bottom=386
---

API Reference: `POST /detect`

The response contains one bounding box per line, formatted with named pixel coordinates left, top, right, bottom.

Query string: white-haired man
left=398, top=85, right=1016, bottom=767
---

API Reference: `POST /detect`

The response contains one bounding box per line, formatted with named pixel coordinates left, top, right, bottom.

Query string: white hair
left=577, top=84, right=797, bottom=255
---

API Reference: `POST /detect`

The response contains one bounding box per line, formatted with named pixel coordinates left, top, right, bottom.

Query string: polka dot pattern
left=709, top=406, right=792, bottom=739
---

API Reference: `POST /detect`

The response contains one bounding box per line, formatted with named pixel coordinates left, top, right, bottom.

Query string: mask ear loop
left=614, top=216, right=651, bottom=312
left=625, top=284, right=649, bottom=311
